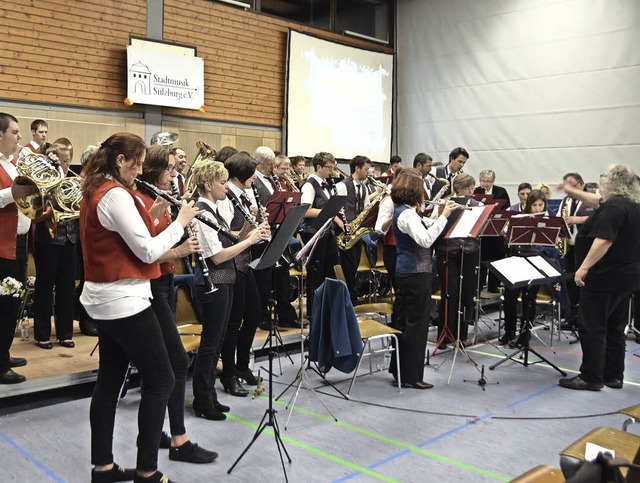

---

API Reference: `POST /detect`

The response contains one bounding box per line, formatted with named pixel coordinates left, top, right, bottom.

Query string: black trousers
left=390, top=272, right=431, bottom=384
left=339, top=240, right=362, bottom=305
left=503, top=285, right=540, bottom=334
left=90, top=307, right=174, bottom=472
left=33, top=240, right=77, bottom=342
left=253, top=264, right=298, bottom=325
left=150, top=275, right=189, bottom=437
left=0, top=257, right=19, bottom=374
left=577, top=289, right=630, bottom=384
left=192, top=284, right=232, bottom=410
left=301, top=230, right=340, bottom=318
left=479, top=237, right=505, bottom=292
left=564, top=245, right=580, bottom=308
left=436, top=249, right=479, bottom=342
left=223, top=270, right=260, bottom=378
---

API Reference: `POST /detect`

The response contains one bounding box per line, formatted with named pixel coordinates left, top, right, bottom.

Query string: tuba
left=183, top=141, right=216, bottom=194
left=14, top=152, right=63, bottom=219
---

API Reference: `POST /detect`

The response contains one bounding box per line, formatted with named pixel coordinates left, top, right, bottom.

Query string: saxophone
left=557, top=198, right=569, bottom=256
left=336, top=178, right=389, bottom=251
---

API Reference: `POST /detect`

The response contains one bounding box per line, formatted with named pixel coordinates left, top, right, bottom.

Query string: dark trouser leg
left=603, top=292, right=632, bottom=382
left=16, top=234, right=28, bottom=286
left=578, top=289, right=630, bottom=384
left=222, top=273, right=247, bottom=380
left=0, top=257, right=19, bottom=374
left=275, top=264, right=298, bottom=324
left=236, top=270, right=260, bottom=371
left=192, top=284, right=232, bottom=409
left=252, top=264, right=271, bottom=323
left=302, top=232, right=339, bottom=318
left=564, top=246, right=580, bottom=308
left=392, top=273, right=431, bottom=384
left=33, top=241, right=59, bottom=342
left=150, top=275, right=189, bottom=437
left=53, top=240, right=77, bottom=341
left=91, top=307, right=174, bottom=472
left=383, top=245, right=398, bottom=326
left=339, top=241, right=361, bottom=305
left=503, top=288, right=519, bottom=334
left=460, top=251, right=478, bottom=338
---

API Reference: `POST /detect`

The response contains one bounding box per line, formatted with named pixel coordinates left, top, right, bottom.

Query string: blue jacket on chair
left=309, top=278, right=363, bottom=374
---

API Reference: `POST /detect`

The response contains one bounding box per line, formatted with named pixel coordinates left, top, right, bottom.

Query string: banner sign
left=126, top=45, right=204, bottom=110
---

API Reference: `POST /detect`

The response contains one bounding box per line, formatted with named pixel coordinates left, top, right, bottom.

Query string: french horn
left=14, top=152, right=63, bottom=219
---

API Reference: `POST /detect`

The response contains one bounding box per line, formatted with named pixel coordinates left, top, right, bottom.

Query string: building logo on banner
left=126, top=45, right=205, bottom=110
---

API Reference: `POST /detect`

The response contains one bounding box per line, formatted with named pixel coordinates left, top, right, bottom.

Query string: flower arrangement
left=0, top=277, right=25, bottom=298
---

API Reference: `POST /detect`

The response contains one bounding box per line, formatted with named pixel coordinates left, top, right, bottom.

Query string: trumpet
left=425, top=199, right=472, bottom=211
left=281, top=171, right=300, bottom=192
left=134, top=178, right=239, bottom=243
left=288, top=167, right=305, bottom=187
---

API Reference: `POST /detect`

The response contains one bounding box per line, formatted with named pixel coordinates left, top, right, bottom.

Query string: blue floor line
left=0, top=432, right=64, bottom=482
left=334, top=380, right=557, bottom=482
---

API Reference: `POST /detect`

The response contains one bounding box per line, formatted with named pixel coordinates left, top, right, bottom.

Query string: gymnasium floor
left=0, top=310, right=638, bottom=482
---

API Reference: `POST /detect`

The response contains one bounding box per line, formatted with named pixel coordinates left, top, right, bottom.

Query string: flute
left=425, top=199, right=473, bottom=211
left=169, top=183, right=217, bottom=294
left=135, top=178, right=239, bottom=243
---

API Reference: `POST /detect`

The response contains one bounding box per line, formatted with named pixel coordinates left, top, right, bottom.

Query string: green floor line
left=226, top=413, right=400, bottom=483
left=263, top=395, right=509, bottom=481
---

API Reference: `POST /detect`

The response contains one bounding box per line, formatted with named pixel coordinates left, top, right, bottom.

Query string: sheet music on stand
left=296, top=217, right=333, bottom=265
left=447, top=205, right=496, bottom=239
left=489, top=256, right=561, bottom=289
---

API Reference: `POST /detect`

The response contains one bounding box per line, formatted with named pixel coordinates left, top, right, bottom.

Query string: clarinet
left=251, top=183, right=268, bottom=224
left=229, top=194, right=260, bottom=230
left=327, top=178, right=350, bottom=235
left=135, top=178, right=239, bottom=243
left=170, top=183, right=217, bottom=294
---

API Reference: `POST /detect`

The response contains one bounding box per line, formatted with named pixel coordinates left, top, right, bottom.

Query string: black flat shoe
left=9, top=357, right=27, bottom=368
left=558, top=375, right=603, bottom=391
left=35, top=341, right=53, bottom=349
left=213, top=400, right=230, bottom=413
left=133, top=470, right=175, bottom=483
left=221, top=376, right=249, bottom=397
left=0, top=369, right=26, bottom=384
left=235, top=368, right=261, bottom=386
left=604, top=379, right=623, bottom=389
left=401, top=381, right=434, bottom=389
left=91, top=463, right=135, bottom=483
left=498, top=332, right=515, bottom=345
left=136, top=431, right=171, bottom=449
left=169, top=440, right=218, bottom=464
left=58, top=339, right=75, bottom=348
left=194, top=405, right=226, bottom=421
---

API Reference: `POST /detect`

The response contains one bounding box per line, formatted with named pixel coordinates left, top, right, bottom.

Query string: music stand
left=473, top=209, right=514, bottom=344
left=229, top=205, right=307, bottom=482
left=433, top=204, right=495, bottom=384
left=265, top=191, right=302, bottom=226
left=487, top=248, right=568, bottom=376
left=309, top=195, right=346, bottom=233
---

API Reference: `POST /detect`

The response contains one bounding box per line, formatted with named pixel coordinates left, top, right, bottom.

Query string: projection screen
left=285, top=29, right=394, bottom=163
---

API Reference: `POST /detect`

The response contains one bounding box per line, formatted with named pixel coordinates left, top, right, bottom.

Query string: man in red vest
left=18, top=119, right=48, bottom=158
left=0, top=113, right=38, bottom=383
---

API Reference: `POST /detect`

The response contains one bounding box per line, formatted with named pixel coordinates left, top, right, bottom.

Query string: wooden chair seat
left=177, top=323, right=203, bottom=336
left=358, top=318, right=400, bottom=339
left=619, top=403, right=640, bottom=431
left=180, top=335, right=201, bottom=353
left=510, top=465, right=565, bottom=482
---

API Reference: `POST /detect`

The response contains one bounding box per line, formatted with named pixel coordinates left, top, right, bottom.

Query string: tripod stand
left=487, top=256, right=567, bottom=376
left=228, top=205, right=307, bottom=481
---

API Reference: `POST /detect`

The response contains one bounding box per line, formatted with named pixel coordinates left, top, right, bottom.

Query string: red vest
left=138, top=190, right=175, bottom=276
left=0, top=165, right=19, bottom=260
left=81, top=181, right=161, bottom=282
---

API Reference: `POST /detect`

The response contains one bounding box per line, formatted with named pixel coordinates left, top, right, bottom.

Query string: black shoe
left=235, top=368, right=261, bottom=386
left=80, top=317, right=99, bottom=337
left=169, top=440, right=218, bottom=464
left=136, top=431, right=171, bottom=449
left=401, top=381, right=434, bottom=390
left=258, top=320, right=271, bottom=331
left=604, top=379, right=623, bottom=389
left=213, top=400, right=230, bottom=413
left=221, top=376, right=249, bottom=397
left=9, top=357, right=27, bottom=368
left=509, top=333, right=527, bottom=349
left=193, top=405, right=226, bottom=421
left=558, top=375, right=603, bottom=391
left=91, top=463, right=135, bottom=482
left=35, top=340, right=53, bottom=349
left=133, top=471, right=175, bottom=483
left=0, top=369, right=26, bottom=384
left=498, top=332, right=515, bottom=345
left=58, top=339, right=75, bottom=348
